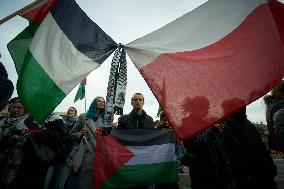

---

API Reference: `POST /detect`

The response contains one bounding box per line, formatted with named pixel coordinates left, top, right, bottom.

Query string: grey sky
left=1, top=0, right=280, bottom=123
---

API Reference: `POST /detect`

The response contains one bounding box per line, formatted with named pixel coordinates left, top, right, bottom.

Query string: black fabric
left=155, top=182, right=179, bottom=189
left=63, top=116, right=77, bottom=133
left=50, top=0, right=117, bottom=64
left=111, top=128, right=175, bottom=146
left=183, top=109, right=277, bottom=189
left=8, top=138, right=49, bottom=189
left=0, top=63, right=8, bottom=78
left=29, top=114, right=69, bottom=165
left=0, top=63, right=14, bottom=111
left=225, top=110, right=277, bottom=189
left=31, top=118, right=66, bottom=151
left=117, top=110, right=155, bottom=129
left=267, top=100, right=284, bottom=151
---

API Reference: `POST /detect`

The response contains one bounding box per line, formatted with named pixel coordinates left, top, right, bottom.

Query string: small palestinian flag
left=94, top=129, right=178, bottom=189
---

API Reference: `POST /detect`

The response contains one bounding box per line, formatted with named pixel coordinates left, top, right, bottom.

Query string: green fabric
left=7, top=22, right=39, bottom=75
left=102, top=161, right=178, bottom=189
left=74, top=82, right=85, bottom=102
left=17, top=51, right=65, bottom=123
left=156, top=105, right=162, bottom=118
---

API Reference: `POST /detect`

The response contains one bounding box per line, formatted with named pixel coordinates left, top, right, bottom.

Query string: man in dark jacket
left=117, top=93, right=154, bottom=129
left=0, top=61, right=14, bottom=111
left=116, top=93, right=155, bottom=189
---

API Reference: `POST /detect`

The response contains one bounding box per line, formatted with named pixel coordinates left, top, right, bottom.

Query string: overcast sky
left=1, top=0, right=278, bottom=123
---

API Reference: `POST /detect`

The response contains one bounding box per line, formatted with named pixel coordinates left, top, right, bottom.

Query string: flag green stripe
left=7, top=22, right=39, bottom=74
left=101, top=161, right=178, bottom=189
left=74, top=82, right=85, bottom=102
left=17, top=51, right=66, bottom=122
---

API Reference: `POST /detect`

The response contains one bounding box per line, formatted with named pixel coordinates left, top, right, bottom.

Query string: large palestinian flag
left=125, top=0, right=284, bottom=139
left=94, top=129, right=178, bottom=189
left=8, top=0, right=117, bottom=122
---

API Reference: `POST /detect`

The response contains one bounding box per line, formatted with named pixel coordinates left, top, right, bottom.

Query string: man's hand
left=111, top=122, right=118, bottom=128
left=81, top=127, right=88, bottom=136
left=9, top=135, right=20, bottom=143
left=215, top=123, right=225, bottom=132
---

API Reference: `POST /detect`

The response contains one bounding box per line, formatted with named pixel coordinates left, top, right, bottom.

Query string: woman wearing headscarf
left=13, top=112, right=66, bottom=189
left=66, top=96, right=106, bottom=189
left=0, top=98, right=39, bottom=189
left=0, top=98, right=28, bottom=176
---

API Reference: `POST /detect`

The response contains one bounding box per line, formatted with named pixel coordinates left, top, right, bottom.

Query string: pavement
left=177, top=157, right=284, bottom=189
left=178, top=166, right=191, bottom=189
left=274, top=157, right=284, bottom=189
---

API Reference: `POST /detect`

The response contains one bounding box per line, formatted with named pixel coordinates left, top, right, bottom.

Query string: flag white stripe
left=125, top=143, right=177, bottom=165
left=29, top=13, right=99, bottom=94
left=125, top=0, right=265, bottom=69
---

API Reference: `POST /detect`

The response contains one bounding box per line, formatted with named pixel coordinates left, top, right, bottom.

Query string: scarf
left=105, top=46, right=127, bottom=127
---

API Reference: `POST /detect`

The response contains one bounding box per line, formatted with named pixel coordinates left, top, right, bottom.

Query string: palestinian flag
left=7, top=0, right=117, bottom=122
left=94, top=129, right=178, bottom=189
left=125, top=0, right=284, bottom=139
left=8, top=0, right=57, bottom=75
left=74, top=78, right=86, bottom=103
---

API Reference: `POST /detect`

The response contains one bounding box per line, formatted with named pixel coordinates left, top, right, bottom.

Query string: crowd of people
left=0, top=61, right=284, bottom=189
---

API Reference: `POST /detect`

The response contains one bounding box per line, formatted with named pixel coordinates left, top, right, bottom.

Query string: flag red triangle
left=94, top=135, right=134, bottom=189
left=22, top=0, right=57, bottom=23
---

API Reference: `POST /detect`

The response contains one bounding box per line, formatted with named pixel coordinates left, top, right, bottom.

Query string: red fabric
left=268, top=0, right=284, bottom=46
left=21, top=0, right=57, bottom=24
left=94, top=135, right=134, bottom=189
left=141, top=3, right=284, bottom=140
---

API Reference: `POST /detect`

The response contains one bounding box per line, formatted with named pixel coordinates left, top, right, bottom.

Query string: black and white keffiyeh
left=105, top=47, right=127, bottom=127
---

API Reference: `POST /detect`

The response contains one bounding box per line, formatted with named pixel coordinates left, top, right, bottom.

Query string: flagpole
left=84, top=87, right=87, bottom=113
left=0, top=0, right=44, bottom=25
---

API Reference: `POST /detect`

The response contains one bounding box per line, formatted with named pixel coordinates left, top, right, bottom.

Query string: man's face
left=131, top=94, right=144, bottom=110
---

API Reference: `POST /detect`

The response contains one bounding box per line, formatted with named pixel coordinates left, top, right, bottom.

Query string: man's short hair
left=131, top=93, right=144, bottom=102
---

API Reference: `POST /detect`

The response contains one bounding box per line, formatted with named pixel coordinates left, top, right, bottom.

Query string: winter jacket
left=0, top=63, right=13, bottom=111
left=117, top=110, right=155, bottom=129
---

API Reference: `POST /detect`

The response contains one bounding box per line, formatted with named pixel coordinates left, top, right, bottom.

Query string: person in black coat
left=116, top=93, right=155, bottom=189
left=117, top=93, right=154, bottom=129
left=0, top=61, right=14, bottom=111
left=183, top=104, right=277, bottom=189
left=264, top=80, right=284, bottom=151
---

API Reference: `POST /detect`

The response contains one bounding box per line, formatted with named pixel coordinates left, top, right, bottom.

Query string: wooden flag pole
left=84, top=86, right=87, bottom=113
left=0, top=0, right=44, bottom=25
